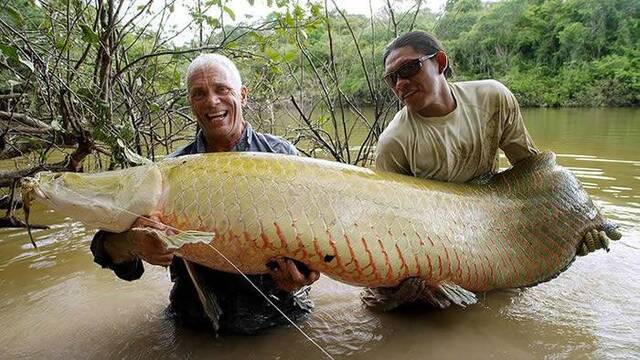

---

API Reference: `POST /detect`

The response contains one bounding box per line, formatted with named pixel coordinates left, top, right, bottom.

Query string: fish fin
left=117, top=139, right=153, bottom=165
left=182, top=259, right=222, bottom=332
left=360, top=279, right=477, bottom=311
left=360, top=277, right=428, bottom=312
left=149, top=229, right=216, bottom=249
left=431, top=282, right=477, bottom=308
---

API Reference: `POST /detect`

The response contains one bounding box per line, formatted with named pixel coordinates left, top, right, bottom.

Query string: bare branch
left=0, top=111, right=53, bottom=131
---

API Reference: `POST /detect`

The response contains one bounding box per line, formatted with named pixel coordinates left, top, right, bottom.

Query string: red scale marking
left=479, top=261, right=488, bottom=288
left=414, top=254, right=422, bottom=276
left=443, top=246, right=452, bottom=277
left=360, top=237, right=380, bottom=281
left=427, top=235, right=435, bottom=247
left=260, top=232, right=275, bottom=251
left=503, top=246, right=524, bottom=285
left=312, top=238, right=324, bottom=267
left=540, top=230, right=564, bottom=266
left=327, top=231, right=344, bottom=270
left=493, top=236, right=519, bottom=284
left=473, top=263, right=479, bottom=288
left=273, top=222, right=290, bottom=251
left=344, top=235, right=363, bottom=276
left=506, top=226, right=536, bottom=283
left=453, top=248, right=462, bottom=279
left=290, top=222, right=309, bottom=261
left=243, top=231, right=256, bottom=249
left=377, top=239, right=394, bottom=281
left=394, top=244, right=409, bottom=277
left=486, top=255, right=495, bottom=286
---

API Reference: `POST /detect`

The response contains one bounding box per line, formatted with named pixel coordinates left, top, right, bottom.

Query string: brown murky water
left=1, top=108, right=638, bottom=359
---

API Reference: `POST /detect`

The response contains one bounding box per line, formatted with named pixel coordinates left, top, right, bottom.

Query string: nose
left=394, top=77, right=410, bottom=93
left=205, top=93, right=221, bottom=106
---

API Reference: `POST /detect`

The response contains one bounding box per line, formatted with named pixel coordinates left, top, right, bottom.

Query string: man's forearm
left=91, top=230, right=145, bottom=281
left=102, top=231, right=137, bottom=264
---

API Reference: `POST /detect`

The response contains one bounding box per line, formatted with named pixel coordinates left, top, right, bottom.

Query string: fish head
left=20, top=165, right=163, bottom=233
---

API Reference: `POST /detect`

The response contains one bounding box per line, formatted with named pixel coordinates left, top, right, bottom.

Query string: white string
left=38, top=183, right=335, bottom=360
left=201, top=242, right=334, bottom=360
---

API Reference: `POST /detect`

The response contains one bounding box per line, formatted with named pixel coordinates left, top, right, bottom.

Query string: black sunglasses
left=383, top=52, right=438, bottom=87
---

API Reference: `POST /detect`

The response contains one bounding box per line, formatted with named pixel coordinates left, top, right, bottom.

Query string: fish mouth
left=20, top=174, right=53, bottom=209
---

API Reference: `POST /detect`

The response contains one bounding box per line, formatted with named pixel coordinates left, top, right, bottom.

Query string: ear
left=239, top=86, right=248, bottom=106
left=435, top=51, right=448, bottom=75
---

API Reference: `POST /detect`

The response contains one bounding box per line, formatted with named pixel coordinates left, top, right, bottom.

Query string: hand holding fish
left=103, top=216, right=175, bottom=266
left=268, top=258, right=320, bottom=292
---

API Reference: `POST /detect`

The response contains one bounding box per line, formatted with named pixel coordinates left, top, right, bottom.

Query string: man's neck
left=204, top=122, right=246, bottom=152
left=417, top=82, right=457, bottom=118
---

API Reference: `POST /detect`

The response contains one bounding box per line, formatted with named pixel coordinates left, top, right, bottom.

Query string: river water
left=0, top=108, right=638, bottom=359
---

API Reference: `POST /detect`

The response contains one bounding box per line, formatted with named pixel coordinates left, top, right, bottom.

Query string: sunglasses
left=383, top=52, right=438, bottom=88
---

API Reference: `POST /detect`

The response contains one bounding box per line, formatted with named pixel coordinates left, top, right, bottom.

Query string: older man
left=91, top=54, right=319, bottom=334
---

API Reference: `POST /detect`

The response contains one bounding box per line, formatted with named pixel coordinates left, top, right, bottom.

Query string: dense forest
left=0, top=0, right=638, bottom=204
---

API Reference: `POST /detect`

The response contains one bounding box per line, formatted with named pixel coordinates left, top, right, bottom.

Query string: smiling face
left=187, top=62, right=247, bottom=150
left=384, top=46, right=447, bottom=116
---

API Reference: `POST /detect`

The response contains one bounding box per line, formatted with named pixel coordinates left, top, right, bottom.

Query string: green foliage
left=437, top=0, right=639, bottom=106
left=242, top=0, right=637, bottom=108
left=79, top=24, right=100, bottom=46
left=2, top=5, right=24, bottom=26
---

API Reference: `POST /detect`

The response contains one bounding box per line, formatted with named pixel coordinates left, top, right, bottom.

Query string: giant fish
left=21, top=151, right=620, bottom=307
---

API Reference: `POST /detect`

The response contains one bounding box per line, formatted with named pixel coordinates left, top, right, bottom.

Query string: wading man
left=91, top=54, right=319, bottom=333
left=365, top=31, right=602, bottom=310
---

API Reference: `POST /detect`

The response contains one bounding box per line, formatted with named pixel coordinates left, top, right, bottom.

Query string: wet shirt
left=376, top=80, right=538, bottom=182
left=173, top=122, right=299, bottom=156
left=91, top=123, right=311, bottom=334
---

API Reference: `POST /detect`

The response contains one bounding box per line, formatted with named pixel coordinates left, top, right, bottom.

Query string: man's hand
left=127, top=228, right=174, bottom=266
left=577, top=228, right=616, bottom=256
left=268, top=258, right=320, bottom=292
left=103, top=215, right=175, bottom=267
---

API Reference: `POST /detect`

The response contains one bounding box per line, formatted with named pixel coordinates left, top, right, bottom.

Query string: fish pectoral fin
left=427, top=282, right=477, bottom=309
left=360, top=279, right=477, bottom=311
left=360, top=277, right=428, bottom=312
left=182, top=259, right=222, bottom=332
left=141, top=229, right=216, bottom=249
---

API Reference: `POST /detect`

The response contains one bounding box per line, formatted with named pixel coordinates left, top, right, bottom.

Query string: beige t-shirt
left=375, top=80, right=538, bottom=183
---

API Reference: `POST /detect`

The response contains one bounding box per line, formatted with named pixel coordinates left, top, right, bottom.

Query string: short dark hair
left=383, top=31, right=453, bottom=78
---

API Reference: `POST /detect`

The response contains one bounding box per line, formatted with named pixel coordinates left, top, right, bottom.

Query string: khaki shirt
left=375, top=80, right=538, bottom=183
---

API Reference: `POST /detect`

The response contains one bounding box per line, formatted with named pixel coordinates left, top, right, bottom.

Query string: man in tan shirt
left=365, top=31, right=598, bottom=311
left=376, top=31, right=538, bottom=182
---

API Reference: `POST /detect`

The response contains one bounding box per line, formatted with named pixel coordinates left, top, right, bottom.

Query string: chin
left=405, top=97, right=432, bottom=114
left=405, top=101, right=427, bottom=113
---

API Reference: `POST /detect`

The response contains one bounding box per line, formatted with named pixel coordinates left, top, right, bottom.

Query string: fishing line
left=39, top=182, right=335, bottom=360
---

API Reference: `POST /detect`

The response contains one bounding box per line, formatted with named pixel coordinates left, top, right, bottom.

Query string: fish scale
left=23, top=151, right=620, bottom=294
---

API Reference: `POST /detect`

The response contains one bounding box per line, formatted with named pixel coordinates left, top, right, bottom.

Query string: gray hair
left=186, top=53, right=242, bottom=90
